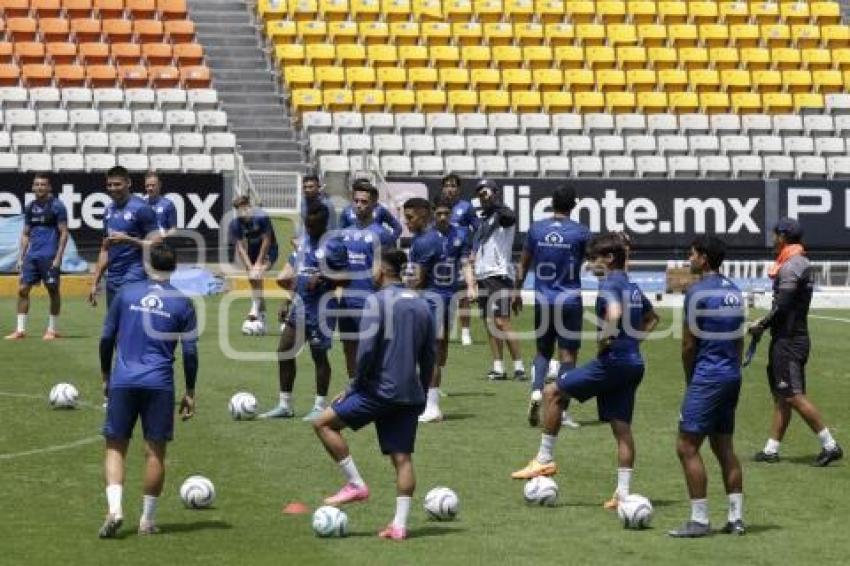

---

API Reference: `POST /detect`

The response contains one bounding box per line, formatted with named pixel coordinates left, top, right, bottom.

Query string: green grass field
left=1, top=297, right=848, bottom=566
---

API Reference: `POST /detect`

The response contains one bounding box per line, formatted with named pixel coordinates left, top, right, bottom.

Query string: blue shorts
left=20, top=256, right=60, bottom=288
left=679, top=379, right=741, bottom=436
left=556, top=358, right=645, bottom=423
left=103, top=387, right=175, bottom=442
left=287, top=307, right=334, bottom=351
left=106, top=272, right=147, bottom=307
left=332, top=391, right=423, bottom=454
left=424, top=293, right=453, bottom=339
left=535, top=300, right=583, bottom=353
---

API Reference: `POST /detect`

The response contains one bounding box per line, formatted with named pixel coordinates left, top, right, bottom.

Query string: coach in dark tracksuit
left=749, top=218, right=843, bottom=467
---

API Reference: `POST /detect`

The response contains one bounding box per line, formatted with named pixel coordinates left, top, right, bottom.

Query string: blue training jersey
left=103, top=280, right=198, bottom=390
left=339, top=203, right=402, bottom=242
left=451, top=199, right=480, bottom=233
left=104, top=195, right=158, bottom=284
left=300, top=194, right=337, bottom=231
left=288, top=233, right=348, bottom=316
left=24, top=196, right=67, bottom=259
left=228, top=208, right=279, bottom=258
left=146, top=195, right=178, bottom=233
left=596, top=270, right=653, bottom=365
left=524, top=216, right=590, bottom=303
left=685, top=273, right=745, bottom=383
left=339, top=221, right=396, bottom=309
left=409, top=225, right=470, bottom=297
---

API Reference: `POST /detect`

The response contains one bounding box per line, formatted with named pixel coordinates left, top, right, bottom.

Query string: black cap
left=773, top=217, right=803, bottom=240
left=476, top=179, right=498, bottom=193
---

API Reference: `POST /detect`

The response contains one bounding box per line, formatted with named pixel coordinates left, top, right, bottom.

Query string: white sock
left=462, top=327, right=471, bottom=336
left=493, top=360, right=504, bottom=374
left=531, top=389, right=543, bottom=402
left=16, top=313, right=26, bottom=333
left=338, top=455, right=365, bottom=487
left=616, top=468, right=632, bottom=499
left=764, top=438, right=781, bottom=455
left=536, top=433, right=557, bottom=464
left=514, top=360, right=525, bottom=372
left=250, top=298, right=261, bottom=317
left=392, top=496, right=411, bottom=529
left=279, top=392, right=292, bottom=409
left=727, top=493, right=743, bottom=523
left=427, top=388, right=440, bottom=409
left=817, top=428, right=837, bottom=450
left=313, top=395, right=326, bottom=409
left=547, top=360, right=559, bottom=378
left=106, top=484, right=123, bottom=518
left=141, top=495, right=158, bottom=523
left=690, top=498, right=709, bottom=525
left=48, top=315, right=58, bottom=332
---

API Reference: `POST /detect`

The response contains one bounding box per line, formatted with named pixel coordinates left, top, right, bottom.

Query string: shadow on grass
left=157, top=520, right=233, bottom=534
left=784, top=454, right=841, bottom=466
left=346, top=525, right=466, bottom=539
left=444, top=392, right=496, bottom=398
left=742, top=524, right=782, bottom=535
left=442, top=413, right=476, bottom=421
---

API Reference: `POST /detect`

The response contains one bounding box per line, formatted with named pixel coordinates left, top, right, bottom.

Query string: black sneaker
left=527, top=399, right=541, bottom=427
left=813, top=444, right=843, bottom=467
left=514, top=369, right=527, bottom=381
left=720, top=520, right=746, bottom=536
left=98, top=515, right=123, bottom=539
left=487, top=370, right=507, bottom=381
left=753, top=450, right=780, bottom=463
left=667, top=520, right=711, bottom=538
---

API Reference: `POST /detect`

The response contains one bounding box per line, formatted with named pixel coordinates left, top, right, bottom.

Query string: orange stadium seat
left=0, top=0, right=30, bottom=18
left=179, top=65, right=210, bottom=88
left=0, top=64, right=22, bottom=86
left=119, top=64, right=150, bottom=88
left=23, top=64, right=54, bottom=87
left=63, top=0, right=95, bottom=18
left=112, top=42, right=142, bottom=65
left=40, top=18, right=72, bottom=42
left=127, top=0, right=157, bottom=18
left=94, top=0, right=126, bottom=19
left=55, top=63, right=86, bottom=86
left=7, top=18, right=38, bottom=42
left=158, top=0, right=188, bottom=21
left=103, top=20, right=134, bottom=43
left=164, top=20, right=196, bottom=43
left=86, top=63, right=118, bottom=87
left=32, top=0, right=63, bottom=17
left=15, top=42, right=47, bottom=65
left=71, top=18, right=103, bottom=43
left=47, top=42, right=78, bottom=64
left=173, top=43, right=203, bottom=66
left=149, top=65, right=180, bottom=87
left=143, top=43, right=175, bottom=65
left=79, top=42, right=110, bottom=64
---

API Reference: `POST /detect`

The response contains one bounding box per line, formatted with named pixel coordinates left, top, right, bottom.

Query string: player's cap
left=773, top=217, right=803, bottom=240
left=476, top=179, right=498, bottom=193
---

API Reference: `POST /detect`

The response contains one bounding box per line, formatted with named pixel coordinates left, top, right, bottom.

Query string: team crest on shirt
left=130, top=293, right=171, bottom=318
left=124, top=211, right=133, bottom=221
left=722, top=293, right=741, bottom=307
left=364, top=233, right=373, bottom=243
left=315, top=248, right=325, bottom=259
left=544, top=232, right=564, bottom=245
left=156, top=206, right=163, bottom=214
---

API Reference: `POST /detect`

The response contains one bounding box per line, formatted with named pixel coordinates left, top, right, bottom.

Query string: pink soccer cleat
left=323, top=483, right=370, bottom=506
left=377, top=524, right=407, bottom=540
left=4, top=330, right=25, bottom=340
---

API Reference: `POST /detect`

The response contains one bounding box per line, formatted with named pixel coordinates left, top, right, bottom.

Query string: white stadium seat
left=572, top=155, right=603, bottom=177
left=795, top=156, right=827, bottom=179
left=466, top=134, right=498, bottom=156
left=741, top=114, right=773, bottom=135
left=604, top=155, right=636, bottom=177
left=0, top=153, right=19, bottom=170
left=133, top=109, right=165, bottom=132
left=763, top=155, right=795, bottom=178
left=380, top=155, right=413, bottom=175
left=732, top=155, right=763, bottom=178
left=302, top=111, right=333, bottom=134
left=719, top=135, right=751, bottom=156
left=370, top=134, right=403, bottom=156
left=668, top=155, right=699, bottom=177
left=624, top=135, right=656, bottom=156
left=583, top=113, right=615, bottom=135
left=529, top=134, right=560, bottom=156
left=0, top=87, right=28, bottom=108
left=318, top=154, right=350, bottom=173
left=102, top=108, right=133, bottom=131
left=93, top=88, right=124, bottom=109
left=12, top=131, right=44, bottom=152
left=679, top=113, right=710, bottom=135
left=149, top=154, right=181, bottom=171
left=834, top=115, right=850, bottom=136
left=20, top=153, right=53, bottom=171
left=213, top=153, right=236, bottom=172
left=615, top=113, right=646, bottom=135
left=593, top=135, right=625, bottom=156
left=61, top=88, right=93, bottom=109
left=825, top=93, right=850, bottom=114
left=173, top=132, right=205, bottom=154
left=489, top=113, right=520, bottom=135
left=37, top=109, right=69, bottom=131
left=165, top=110, right=197, bottom=132
left=827, top=156, right=850, bottom=178
left=783, top=136, right=815, bottom=156
left=309, top=133, right=341, bottom=157
left=710, top=114, right=741, bottom=135
left=551, top=113, right=582, bottom=135
left=539, top=155, right=571, bottom=176
left=476, top=155, right=508, bottom=176
left=508, top=155, right=539, bottom=176
left=688, top=134, right=720, bottom=156
left=125, top=88, right=156, bottom=109
left=109, top=132, right=142, bottom=153
left=457, top=113, right=488, bottom=135
left=53, top=153, right=85, bottom=171
left=403, top=134, right=435, bottom=156
left=187, top=88, right=220, bottom=110
left=815, top=137, right=845, bottom=157
left=5, top=109, right=37, bottom=130
left=85, top=153, right=117, bottom=170
left=363, top=112, right=394, bottom=134
left=519, top=113, right=551, bottom=135
left=141, top=132, right=174, bottom=154
left=444, top=154, right=476, bottom=174
left=700, top=155, right=731, bottom=178
left=804, top=115, right=835, bottom=137
left=752, top=135, right=783, bottom=156
left=69, top=109, right=100, bottom=131
left=413, top=155, right=445, bottom=175
left=658, top=135, right=688, bottom=156
left=46, top=131, right=77, bottom=153
left=498, top=134, right=529, bottom=156
left=206, top=132, right=236, bottom=153
left=156, top=88, right=188, bottom=110
left=773, top=114, right=804, bottom=136
left=394, top=112, right=427, bottom=134
left=196, top=110, right=229, bottom=132
left=647, top=113, right=678, bottom=135
left=340, top=133, right=372, bottom=154
left=435, top=134, right=466, bottom=155
left=78, top=131, right=109, bottom=153
left=636, top=155, right=668, bottom=178
left=333, top=111, right=364, bottom=134
left=30, top=87, right=60, bottom=109
left=182, top=154, right=214, bottom=172
left=0, top=132, right=10, bottom=151
left=426, top=113, right=457, bottom=136
left=561, top=134, right=592, bottom=156
left=118, top=153, right=150, bottom=171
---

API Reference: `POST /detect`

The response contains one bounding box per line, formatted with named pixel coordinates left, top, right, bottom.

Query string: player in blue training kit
left=6, top=172, right=69, bottom=341
left=515, top=185, right=590, bottom=428
left=89, top=166, right=159, bottom=310
left=669, top=236, right=746, bottom=538
left=229, top=195, right=279, bottom=328
left=339, top=178, right=402, bottom=244
left=260, top=203, right=349, bottom=420
left=98, top=243, right=199, bottom=539
left=297, top=173, right=336, bottom=239
left=512, top=233, right=659, bottom=511
left=337, top=181, right=396, bottom=380
left=313, top=249, right=436, bottom=540
left=404, top=197, right=475, bottom=423
left=440, top=174, right=479, bottom=346
left=143, top=171, right=177, bottom=236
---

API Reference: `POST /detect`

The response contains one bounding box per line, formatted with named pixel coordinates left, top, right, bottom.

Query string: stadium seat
left=529, top=134, right=560, bottom=156
left=340, top=133, right=372, bottom=155
left=647, top=114, right=678, bottom=136
left=827, top=156, right=850, bottom=178
left=182, top=154, right=214, bottom=172
left=508, top=155, right=539, bottom=176
left=13, top=132, right=45, bottom=153
left=815, top=137, right=845, bottom=157
left=466, top=134, right=498, bottom=156
left=520, top=113, right=551, bottom=134
left=625, top=135, right=656, bottom=156
left=426, top=113, right=458, bottom=136
left=689, top=135, right=720, bottom=156
left=213, top=153, right=236, bottom=172
left=165, top=110, right=197, bottom=132
left=309, top=133, right=341, bottom=157
left=593, top=135, right=625, bottom=156
left=46, top=131, right=77, bottom=153
left=562, top=135, right=592, bottom=156
left=110, top=132, right=143, bottom=154
left=414, top=155, right=445, bottom=175
left=636, top=155, right=668, bottom=178
left=373, top=134, right=404, bottom=156
left=53, top=153, right=86, bottom=171
left=381, top=155, right=413, bottom=175
left=615, top=114, right=647, bottom=135
left=795, top=156, right=827, bottom=179
left=551, top=113, right=583, bottom=135
left=539, top=155, right=571, bottom=176
left=720, top=135, right=751, bottom=156
left=197, top=110, right=229, bottom=132
left=477, top=155, right=508, bottom=176
left=302, top=111, right=334, bottom=134
left=435, top=134, right=466, bottom=156
left=784, top=136, right=815, bottom=156
left=126, top=88, right=157, bottom=109
left=763, top=155, right=795, bottom=178
left=61, top=88, right=94, bottom=108
left=573, top=156, right=603, bottom=177
left=489, top=113, right=520, bottom=135
left=753, top=135, right=784, bottom=156
left=102, top=109, right=133, bottom=131
left=700, top=156, right=731, bottom=178
left=6, top=109, right=37, bottom=131
left=149, top=154, right=181, bottom=171
left=363, top=112, right=394, bottom=134
left=133, top=109, right=165, bottom=131
left=21, top=153, right=53, bottom=171
left=658, top=135, right=688, bottom=156
left=318, top=154, right=350, bottom=173
left=604, top=155, right=636, bottom=177
left=142, top=131, right=174, bottom=154
left=0, top=153, right=20, bottom=171
left=395, top=113, right=427, bottom=135
left=38, top=109, right=69, bottom=131
left=498, top=134, right=529, bottom=156
left=333, top=112, right=365, bottom=134
left=206, top=132, right=236, bottom=154
left=669, top=156, right=699, bottom=178
left=741, top=114, right=773, bottom=135
left=445, top=154, right=476, bottom=174
left=79, top=131, right=110, bottom=153
left=732, top=155, right=764, bottom=179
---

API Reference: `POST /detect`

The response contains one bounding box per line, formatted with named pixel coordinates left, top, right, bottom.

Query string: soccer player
left=229, top=195, right=279, bottom=328
left=337, top=181, right=396, bottom=380
left=312, top=249, right=436, bottom=540
left=98, top=242, right=199, bottom=538
left=470, top=179, right=525, bottom=380
left=750, top=218, right=843, bottom=466
left=260, top=203, right=349, bottom=420
left=511, top=233, right=659, bottom=512
left=89, top=166, right=159, bottom=309
left=515, top=185, right=589, bottom=427
left=669, top=236, right=746, bottom=538
left=6, top=172, right=69, bottom=340
left=339, top=178, right=402, bottom=243
left=143, top=171, right=177, bottom=236
left=299, top=174, right=336, bottom=234
left=440, top=174, right=479, bottom=346
left=404, top=197, right=475, bottom=423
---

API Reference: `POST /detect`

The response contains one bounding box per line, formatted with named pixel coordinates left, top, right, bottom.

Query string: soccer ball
left=48, top=383, right=79, bottom=409
left=241, top=319, right=266, bottom=336
left=312, top=505, right=348, bottom=537
left=617, top=494, right=653, bottom=529
left=424, top=487, right=459, bottom=521
left=180, top=475, right=216, bottom=509
left=228, top=392, right=258, bottom=420
left=523, top=476, right=559, bottom=506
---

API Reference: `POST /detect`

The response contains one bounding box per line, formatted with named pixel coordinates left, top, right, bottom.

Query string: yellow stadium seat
left=346, top=66, right=376, bottom=88
left=542, top=91, right=573, bottom=113
left=544, top=23, right=576, bottom=46
left=484, top=22, right=514, bottom=46
left=502, top=68, right=532, bottom=90
left=607, top=24, right=638, bottom=46
left=377, top=67, right=406, bottom=88
left=688, top=1, right=717, bottom=23
left=512, top=91, right=542, bottom=112
left=461, top=45, right=492, bottom=68
left=524, top=46, right=554, bottom=68
left=493, top=46, right=523, bottom=68
left=761, top=24, right=791, bottom=48
left=411, top=0, right=442, bottom=20
left=637, top=24, right=667, bottom=47
left=448, top=90, right=478, bottom=112
left=565, top=0, right=595, bottom=23
left=515, top=22, right=544, bottom=46
left=792, top=25, right=821, bottom=49
left=730, top=24, right=759, bottom=48
left=844, top=69, right=850, bottom=89
left=822, top=25, right=850, bottom=48
left=399, top=45, right=428, bottom=66
left=266, top=20, right=296, bottom=45
left=771, top=47, right=802, bottom=70
left=618, top=46, right=647, bottom=69
left=390, top=22, right=420, bottom=45
left=658, top=69, right=688, bottom=90
left=422, top=22, right=452, bottom=45
left=533, top=68, right=564, bottom=90
left=762, top=92, right=793, bottom=113
left=480, top=90, right=511, bottom=112
left=802, top=48, right=831, bottom=70
left=408, top=67, right=439, bottom=89
left=731, top=92, right=762, bottom=114
left=471, top=68, right=501, bottom=89
left=752, top=69, right=782, bottom=92
left=718, top=1, right=749, bottom=24
left=291, top=88, right=322, bottom=112
left=386, top=89, right=416, bottom=111
left=698, top=92, right=728, bottom=114
left=598, top=1, right=627, bottom=23
left=537, top=0, right=566, bottom=23
left=720, top=69, right=751, bottom=92
left=679, top=47, right=709, bottom=70
left=690, top=69, right=720, bottom=92
left=740, top=47, right=770, bottom=70
left=554, top=45, right=584, bottom=69
left=709, top=47, right=739, bottom=70
left=564, top=69, right=595, bottom=90
left=586, top=46, right=616, bottom=69
left=597, top=69, right=626, bottom=90
left=812, top=2, right=841, bottom=25
left=574, top=91, right=605, bottom=112
left=783, top=70, right=812, bottom=92
left=290, top=0, right=318, bottom=20
left=445, top=0, right=473, bottom=21
left=283, top=65, right=314, bottom=89
left=781, top=2, right=810, bottom=24
left=813, top=69, right=843, bottom=93
left=350, top=0, right=380, bottom=20
left=319, top=0, right=348, bottom=20
left=669, top=91, right=699, bottom=113
left=298, top=20, right=327, bottom=43
left=322, top=88, right=353, bottom=111
left=668, top=24, right=698, bottom=47
left=794, top=93, right=824, bottom=112
left=276, top=44, right=305, bottom=65
left=474, top=0, right=504, bottom=23
left=328, top=21, right=358, bottom=42
left=453, top=22, right=483, bottom=45
left=607, top=92, right=637, bottom=113
left=354, top=89, right=385, bottom=112
left=750, top=2, right=779, bottom=24
left=505, top=0, right=534, bottom=21
left=699, top=24, right=728, bottom=47
left=576, top=23, right=606, bottom=46
left=416, top=89, right=448, bottom=112
left=430, top=45, right=460, bottom=67
left=637, top=91, right=668, bottom=113
left=833, top=48, right=850, bottom=71
left=360, top=21, right=390, bottom=44
left=383, top=0, right=412, bottom=21
left=439, top=67, right=470, bottom=89
left=259, top=0, right=288, bottom=21
left=315, top=66, right=345, bottom=88
left=627, top=1, right=656, bottom=24
left=305, top=43, right=335, bottom=65
left=647, top=47, right=677, bottom=70
left=657, top=1, right=687, bottom=24
left=337, top=44, right=366, bottom=66
left=367, top=44, right=397, bottom=66
left=626, top=68, right=657, bottom=91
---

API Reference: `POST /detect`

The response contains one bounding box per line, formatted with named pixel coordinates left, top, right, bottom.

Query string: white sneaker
left=461, top=329, right=473, bottom=346
left=418, top=406, right=443, bottom=423
left=561, top=411, right=580, bottom=429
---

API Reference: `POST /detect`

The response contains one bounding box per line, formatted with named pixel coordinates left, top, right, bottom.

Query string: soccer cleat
left=603, top=493, right=620, bottom=510
left=137, top=521, right=160, bottom=536
left=667, top=520, right=711, bottom=538
left=527, top=399, right=541, bottom=427
left=514, top=369, right=527, bottom=381
left=258, top=405, right=295, bottom=419
left=98, top=515, right=123, bottom=539
left=324, top=482, right=370, bottom=506
left=487, top=370, right=507, bottom=381
left=4, top=330, right=25, bottom=340
left=418, top=406, right=443, bottom=423
left=511, top=459, right=558, bottom=480
left=301, top=406, right=324, bottom=422
left=377, top=524, right=407, bottom=540
left=561, top=411, right=581, bottom=429
left=753, top=450, right=780, bottom=463
left=813, top=444, right=843, bottom=467
left=720, top=520, right=746, bottom=536
left=42, top=329, right=60, bottom=340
